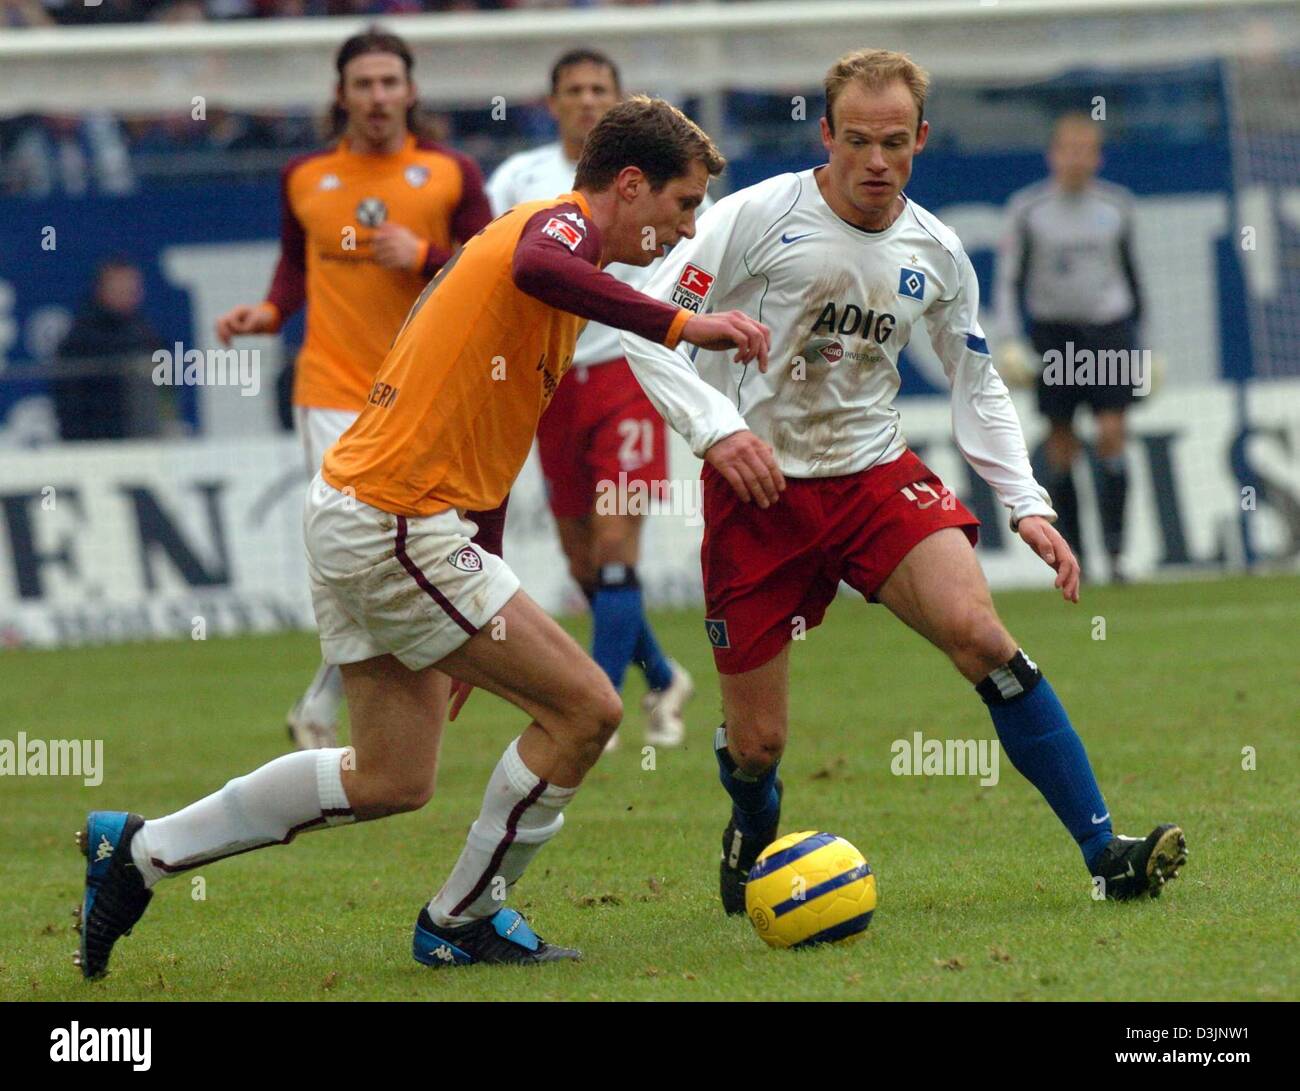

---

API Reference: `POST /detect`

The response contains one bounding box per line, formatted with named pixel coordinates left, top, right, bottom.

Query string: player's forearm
left=416, top=239, right=454, bottom=278
left=620, top=331, right=748, bottom=457
left=450, top=152, right=493, bottom=241
left=264, top=256, right=305, bottom=325
left=952, top=359, right=1055, bottom=526
left=271, top=169, right=308, bottom=322
left=513, top=246, right=689, bottom=347
left=1119, top=234, right=1144, bottom=330
left=993, top=238, right=1027, bottom=342
left=992, top=279, right=1026, bottom=344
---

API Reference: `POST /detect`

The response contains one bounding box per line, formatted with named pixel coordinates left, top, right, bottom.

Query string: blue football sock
left=633, top=618, right=673, bottom=691
left=977, top=650, right=1113, bottom=870
left=590, top=565, right=644, bottom=692
left=715, top=727, right=780, bottom=836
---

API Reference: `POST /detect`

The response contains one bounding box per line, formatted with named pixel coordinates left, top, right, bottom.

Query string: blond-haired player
left=622, top=51, right=1185, bottom=927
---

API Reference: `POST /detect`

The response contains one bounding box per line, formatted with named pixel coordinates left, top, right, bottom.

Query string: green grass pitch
left=2, top=575, right=1296, bottom=1001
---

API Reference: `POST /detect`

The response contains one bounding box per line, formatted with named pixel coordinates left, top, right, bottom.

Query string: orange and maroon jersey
left=322, top=192, right=691, bottom=518
left=263, top=134, right=491, bottom=411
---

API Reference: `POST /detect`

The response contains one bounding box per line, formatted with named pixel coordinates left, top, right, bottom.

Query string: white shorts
left=296, top=407, right=360, bottom=474
left=304, top=473, right=520, bottom=670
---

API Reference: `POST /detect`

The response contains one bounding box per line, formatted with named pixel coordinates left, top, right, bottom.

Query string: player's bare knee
left=591, top=683, right=624, bottom=743
left=1095, top=432, right=1125, bottom=460
left=551, top=671, right=622, bottom=754
left=1045, top=426, right=1077, bottom=468
left=729, top=723, right=786, bottom=776
left=591, top=517, right=639, bottom=565
left=565, top=555, right=595, bottom=589
left=947, top=609, right=1016, bottom=679
left=384, top=773, right=437, bottom=815
left=351, top=763, right=436, bottom=816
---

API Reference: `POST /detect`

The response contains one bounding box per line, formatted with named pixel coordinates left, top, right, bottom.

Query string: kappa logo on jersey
left=542, top=216, right=584, bottom=250
left=705, top=618, right=730, bottom=649
left=560, top=211, right=587, bottom=230
left=672, top=264, right=715, bottom=312
left=318, top=173, right=341, bottom=191
left=448, top=546, right=483, bottom=573
left=356, top=197, right=388, bottom=227
left=898, top=267, right=927, bottom=301
left=404, top=165, right=430, bottom=188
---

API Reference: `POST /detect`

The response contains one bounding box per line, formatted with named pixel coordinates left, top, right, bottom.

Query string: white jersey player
left=622, top=168, right=1055, bottom=518
left=622, top=48, right=1185, bottom=923
left=485, top=48, right=694, bottom=750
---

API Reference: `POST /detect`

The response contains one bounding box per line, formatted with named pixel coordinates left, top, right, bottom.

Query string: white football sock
left=427, top=737, right=576, bottom=926
left=299, top=662, right=343, bottom=727
left=130, top=748, right=354, bottom=887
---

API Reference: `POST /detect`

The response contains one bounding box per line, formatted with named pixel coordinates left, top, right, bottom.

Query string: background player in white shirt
left=487, top=49, right=694, bottom=749
left=623, top=49, right=1186, bottom=924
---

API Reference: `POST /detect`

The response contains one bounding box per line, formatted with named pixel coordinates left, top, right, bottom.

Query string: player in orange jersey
left=215, top=29, right=492, bottom=751
left=487, top=50, right=699, bottom=753
left=76, top=97, right=781, bottom=977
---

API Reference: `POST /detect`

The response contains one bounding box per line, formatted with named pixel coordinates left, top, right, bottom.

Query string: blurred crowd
left=1, top=0, right=669, bottom=25
left=0, top=102, right=602, bottom=196
left=0, top=0, right=691, bottom=196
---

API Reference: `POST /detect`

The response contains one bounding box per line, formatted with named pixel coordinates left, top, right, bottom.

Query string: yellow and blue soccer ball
left=745, top=831, right=877, bottom=949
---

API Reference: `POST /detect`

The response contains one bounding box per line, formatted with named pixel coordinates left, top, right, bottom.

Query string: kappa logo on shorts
left=447, top=546, right=483, bottom=573
left=705, top=618, right=730, bottom=649
left=672, top=264, right=715, bottom=312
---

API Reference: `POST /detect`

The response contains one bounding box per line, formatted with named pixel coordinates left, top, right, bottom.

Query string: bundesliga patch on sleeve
left=671, top=264, right=715, bottom=312
left=541, top=216, right=584, bottom=251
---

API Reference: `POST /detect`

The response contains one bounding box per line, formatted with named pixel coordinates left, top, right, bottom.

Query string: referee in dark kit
left=995, top=113, right=1146, bottom=583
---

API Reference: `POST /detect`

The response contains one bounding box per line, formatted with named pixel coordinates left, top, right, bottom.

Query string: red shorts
left=701, top=449, right=979, bottom=674
left=536, top=358, right=670, bottom=520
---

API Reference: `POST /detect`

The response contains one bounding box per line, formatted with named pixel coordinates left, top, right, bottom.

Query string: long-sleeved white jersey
left=620, top=168, right=1056, bottom=528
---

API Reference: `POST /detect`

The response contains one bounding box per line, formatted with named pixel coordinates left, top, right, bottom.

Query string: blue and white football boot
left=73, top=811, right=152, bottom=979
left=413, top=906, right=580, bottom=968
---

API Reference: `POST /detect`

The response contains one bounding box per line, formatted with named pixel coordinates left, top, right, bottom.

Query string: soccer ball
left=745, top=831, right=877, bottom=949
